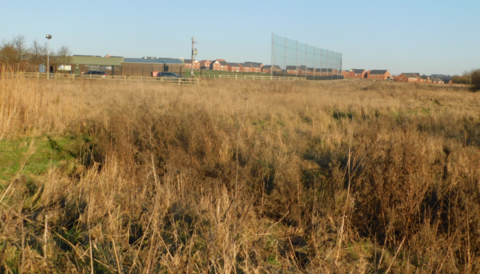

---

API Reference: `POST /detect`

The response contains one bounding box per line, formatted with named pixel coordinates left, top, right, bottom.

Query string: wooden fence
left=201, top=74, right=305, bottom=81
left=0, top=72, right=200, bottom=85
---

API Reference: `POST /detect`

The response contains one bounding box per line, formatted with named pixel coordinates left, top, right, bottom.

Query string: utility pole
left=191, top=37, right=197, bottom=78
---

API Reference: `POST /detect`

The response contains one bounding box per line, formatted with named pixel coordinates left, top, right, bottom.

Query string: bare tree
left=12, top=35, right=29, bottom=63
left=0, top=39, right=17, bottom=66
left=29, top=40, right=46, bottom=71
left=56, top=45, right=72, bottom=70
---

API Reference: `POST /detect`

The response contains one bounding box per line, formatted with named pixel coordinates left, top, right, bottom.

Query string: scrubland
left=1, top=74, right=480, bottom=273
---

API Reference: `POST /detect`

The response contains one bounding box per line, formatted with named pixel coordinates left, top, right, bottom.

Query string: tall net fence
left=271, top=33, right=343, bottom=80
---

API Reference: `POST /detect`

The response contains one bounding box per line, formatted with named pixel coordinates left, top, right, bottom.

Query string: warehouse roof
left=124, top=58, right=183, bottom=64
left=71, top=56, right=124, bottom=66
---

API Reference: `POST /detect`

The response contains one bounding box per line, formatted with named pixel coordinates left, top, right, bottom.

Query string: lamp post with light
left=46, top=34, right=52, bottom=79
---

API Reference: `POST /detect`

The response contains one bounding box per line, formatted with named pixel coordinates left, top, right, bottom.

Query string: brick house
left=244, top=62, right=263, bottom=73
left=199, top=60, right=212, bottom=69
left=396, top=73, right=420, bottom=83
left=367, top=70, right=391, bottom=80
left=261, top=65, right=282, bottom=73
left=286, top=66, right=299, bottom=75
left=344, top=69, right=367, bottom=78
left=184, top=59, right=200, bottom=69
left=317, top=68, right=333, bottom=76
left=209, top=60, right=221, bottom=70
left=239, top=63, right=253, bottom=73
left=217, top=60, right=229, bottom=71
left=418, top=76, right=431, bottom=83
left=228, top=62, right=241, bottom=72
left=430, top=77, right=444, bottom=84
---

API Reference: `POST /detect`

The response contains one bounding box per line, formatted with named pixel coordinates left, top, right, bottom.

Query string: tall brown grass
left=1, top=73, right=480, bottom=273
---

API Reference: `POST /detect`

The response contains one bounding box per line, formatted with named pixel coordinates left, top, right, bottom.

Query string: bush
left=471, top=69, right=480, bottom=91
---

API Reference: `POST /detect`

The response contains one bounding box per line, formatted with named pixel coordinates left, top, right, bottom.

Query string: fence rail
left=0, top=72, right=199, bottom=84
left=201, top=74, right=305, bottom=81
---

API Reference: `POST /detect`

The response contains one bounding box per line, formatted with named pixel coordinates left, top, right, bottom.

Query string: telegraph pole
left=191, top=37, right=194, bottom=77
left=190, top=37, right=198, bottom=78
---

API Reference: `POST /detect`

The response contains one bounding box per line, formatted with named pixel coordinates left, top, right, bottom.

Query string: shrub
left=471, top=69, right=480, bottom=91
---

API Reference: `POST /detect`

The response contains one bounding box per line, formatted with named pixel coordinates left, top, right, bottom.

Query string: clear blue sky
left=1, top=0, right=479, bottom=75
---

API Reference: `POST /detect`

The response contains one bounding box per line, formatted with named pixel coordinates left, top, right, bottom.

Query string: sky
left=1, top=0, right=479, bottom=76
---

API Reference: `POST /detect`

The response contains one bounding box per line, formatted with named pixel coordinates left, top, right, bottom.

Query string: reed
left=1, top=74, right=479, bottom=272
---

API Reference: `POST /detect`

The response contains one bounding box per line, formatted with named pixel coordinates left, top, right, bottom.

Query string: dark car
left=76, top=71, right=107, bottom=78
left=157, top=72, right=182, bottom=78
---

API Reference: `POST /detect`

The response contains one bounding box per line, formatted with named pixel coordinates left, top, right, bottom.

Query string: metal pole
left=340, top=53, right=343, bottom=79
left=284, top=37, right=287, bottom=77
left=296, top=41, right=298, bottom=77
left=271, top=32, right=274, bottom=78
left=305, top=44, right=308, bottom=78
left=46, top=38, right=50, bottom=79
left=313, top=47, right=316, bottom=80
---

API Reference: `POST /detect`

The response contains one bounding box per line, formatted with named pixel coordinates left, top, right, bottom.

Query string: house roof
left=352, top=69, right=365, bottom=74
left=219, top=61, right=228, bottom=65
left=402, top=73, right=420, bottom=78
left=430, top=77, right=443, bottom=82
left=244, top=62, right=262, bottom=68
left=286, top=66, right=298, bottom=70
left=263, top=65, right=281, bottom=69
left=240, top=63, right=252, bottom=67
left=228, top=62, right=240, bottom=66
left=369, top=70, right=388, bottom=75
left=71, top=55, right=124, bottom=66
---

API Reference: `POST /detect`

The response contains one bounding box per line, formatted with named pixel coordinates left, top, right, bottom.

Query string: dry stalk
left=385, top=236, right=406, bottom=274
left=335, top=125, right=354, bottom=265
left=44, top=214, right=48, bottom=261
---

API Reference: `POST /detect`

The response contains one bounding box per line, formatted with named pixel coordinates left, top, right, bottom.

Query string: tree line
left=451, top=69, right=480, bottom=87
left=0, top=35, right=71, bottom=72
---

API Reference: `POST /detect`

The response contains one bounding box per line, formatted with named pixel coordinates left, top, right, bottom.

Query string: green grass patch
left=0, top=135, right=88, bottom=184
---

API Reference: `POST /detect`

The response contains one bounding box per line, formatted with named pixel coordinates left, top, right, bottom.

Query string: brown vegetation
left=1, top=73, right=480, bottom=272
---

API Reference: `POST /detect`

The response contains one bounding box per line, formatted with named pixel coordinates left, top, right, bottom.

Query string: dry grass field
left=1, top=73, right=480, bottom=273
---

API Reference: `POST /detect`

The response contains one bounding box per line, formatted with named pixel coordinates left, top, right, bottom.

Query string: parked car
left=76, top=71, right=107, bottom=78
left=157, top=72, right=182, bottom=78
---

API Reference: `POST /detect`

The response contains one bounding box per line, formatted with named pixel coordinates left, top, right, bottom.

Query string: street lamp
left=46, top=34, right=52, bottom=79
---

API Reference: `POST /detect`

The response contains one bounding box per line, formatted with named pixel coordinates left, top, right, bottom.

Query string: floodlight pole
left=46, top=34, right=52, bottom=79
